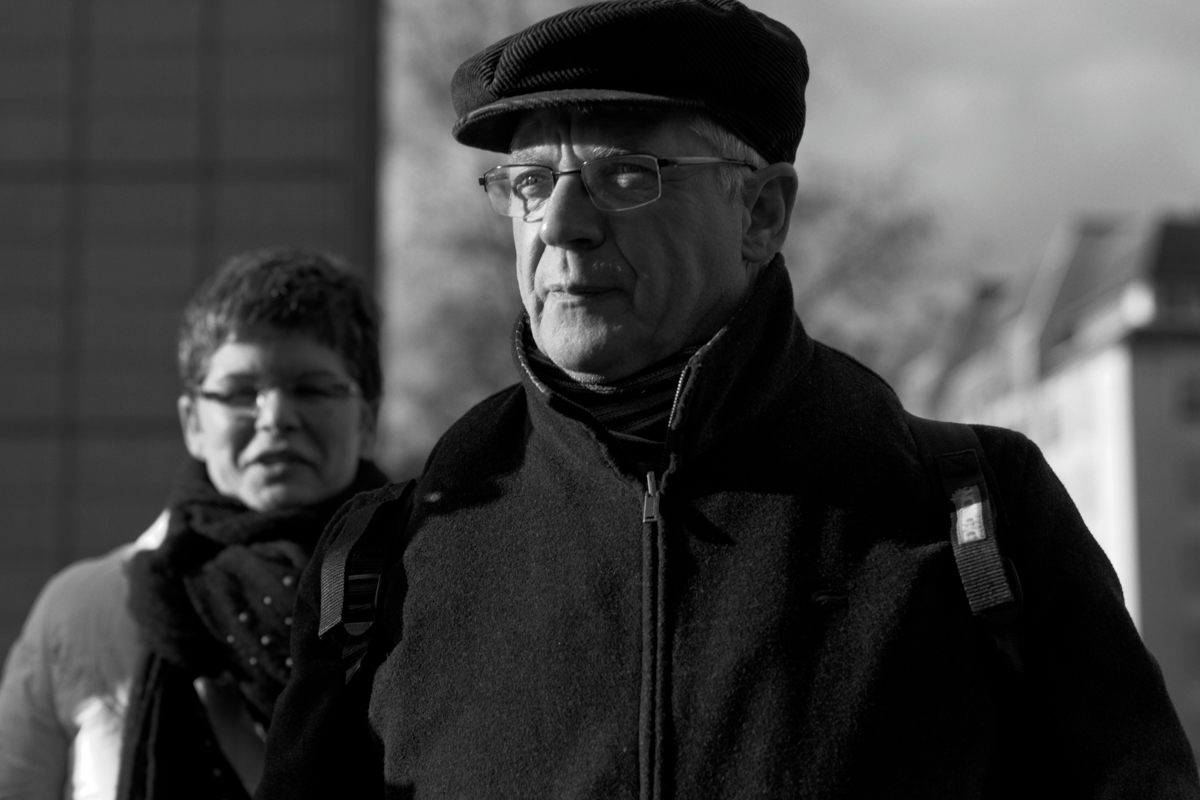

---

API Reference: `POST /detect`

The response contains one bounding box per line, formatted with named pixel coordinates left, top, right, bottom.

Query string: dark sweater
left=259, top=259, right=1199, bottom=799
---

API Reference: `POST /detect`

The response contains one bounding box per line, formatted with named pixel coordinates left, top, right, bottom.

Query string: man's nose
left=255, top=388, right=302, bottom=432
left=538, top=172, right=604, bottom=249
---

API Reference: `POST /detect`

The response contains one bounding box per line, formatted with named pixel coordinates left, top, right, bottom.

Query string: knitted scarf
left=116, top=457, right=389, bottom=800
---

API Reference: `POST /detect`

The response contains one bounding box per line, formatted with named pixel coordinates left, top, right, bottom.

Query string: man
left=258, top=1, right=1200, bottom=797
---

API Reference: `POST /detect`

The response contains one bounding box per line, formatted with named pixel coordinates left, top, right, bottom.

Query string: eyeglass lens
left=483, top=154, right=663, bottom=220
left=197, top=381, right=357, bottom=416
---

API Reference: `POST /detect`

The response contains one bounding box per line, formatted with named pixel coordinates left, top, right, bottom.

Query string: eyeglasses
left=479, top=153, right=758, bottom=221
left=195, top=380, right=360, bottom=419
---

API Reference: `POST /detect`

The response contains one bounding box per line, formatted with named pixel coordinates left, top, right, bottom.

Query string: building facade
left=926, top=215, right=1200, bottom=752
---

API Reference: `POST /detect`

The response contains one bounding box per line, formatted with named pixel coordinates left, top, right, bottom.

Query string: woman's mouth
left=252, top=451, right=309, bottom=467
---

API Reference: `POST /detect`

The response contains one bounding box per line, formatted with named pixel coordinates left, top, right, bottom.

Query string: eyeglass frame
left=192, top=380, right=362, bottom=419
left=478, top=153, right=758, bottom=221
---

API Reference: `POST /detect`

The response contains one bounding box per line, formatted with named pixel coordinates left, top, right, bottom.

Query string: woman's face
left=177, top=326, right=376, bottom=512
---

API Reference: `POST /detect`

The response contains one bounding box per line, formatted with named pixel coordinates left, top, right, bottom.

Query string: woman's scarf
left=116, top=457, right=389, bottom=800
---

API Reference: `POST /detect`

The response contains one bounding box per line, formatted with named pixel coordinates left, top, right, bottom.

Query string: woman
left=0, top=248, right=390, bottom=800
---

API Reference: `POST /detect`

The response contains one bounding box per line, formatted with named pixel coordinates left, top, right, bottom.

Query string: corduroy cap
left=450, top=0, right=809, bottom=165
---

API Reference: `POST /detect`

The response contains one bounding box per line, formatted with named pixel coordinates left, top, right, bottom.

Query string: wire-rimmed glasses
left=479, top=153, right=757, bottom=221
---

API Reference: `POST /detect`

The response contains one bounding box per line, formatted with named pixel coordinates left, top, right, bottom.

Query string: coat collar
left=661, top=254, right=814, bottom=483
left=511, top=254, right=814, bottom=484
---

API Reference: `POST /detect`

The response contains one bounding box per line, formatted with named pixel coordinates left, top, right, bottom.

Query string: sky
left=753, top=0, right=1200, bottom=278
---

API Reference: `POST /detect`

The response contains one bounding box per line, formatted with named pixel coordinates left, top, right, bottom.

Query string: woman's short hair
left=178, top=247, right=382, bottom=405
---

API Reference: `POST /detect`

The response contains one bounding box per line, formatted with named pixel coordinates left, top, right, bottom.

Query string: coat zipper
left=639, top=361, right=697, bottom=799
left=643, top=471, right=661, bottom=526
left=641, top=471, right=667, bottom=800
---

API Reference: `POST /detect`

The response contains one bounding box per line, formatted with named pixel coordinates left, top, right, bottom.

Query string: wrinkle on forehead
left=508, top=140, right=630, bottom=164
left=508, top=107, right=669, bottom=163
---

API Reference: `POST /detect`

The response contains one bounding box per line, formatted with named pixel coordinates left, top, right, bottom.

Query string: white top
left=0, top=514, right=168, bottom=800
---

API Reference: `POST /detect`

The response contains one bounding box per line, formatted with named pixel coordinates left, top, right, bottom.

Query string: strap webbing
left=316, top=482, right=415, bottom=682
left=937, top=448, right=1017, bottom=616
left=319, top=504, right=382, bottom=639
left=906, top=413, right=1023, bottom=672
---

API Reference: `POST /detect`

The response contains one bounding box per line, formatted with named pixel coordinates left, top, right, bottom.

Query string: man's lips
left=544, top=283, right=618, bottom=299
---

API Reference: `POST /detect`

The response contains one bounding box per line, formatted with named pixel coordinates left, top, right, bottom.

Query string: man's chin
left=535, top=316, right=661, bottom=383
left=542, top=344, right=650, bottom=384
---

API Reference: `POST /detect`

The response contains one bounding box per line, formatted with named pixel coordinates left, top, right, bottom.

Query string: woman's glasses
left=195, top=380, right=360, bottom=419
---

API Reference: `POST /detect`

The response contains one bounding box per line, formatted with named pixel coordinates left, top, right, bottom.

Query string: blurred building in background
left=0, top=0, right=379, bottom=658
left=906, top=215, right=1200, bottom=751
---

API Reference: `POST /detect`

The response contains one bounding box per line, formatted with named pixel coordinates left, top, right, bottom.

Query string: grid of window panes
left=0, top=0, right=378, bottom=657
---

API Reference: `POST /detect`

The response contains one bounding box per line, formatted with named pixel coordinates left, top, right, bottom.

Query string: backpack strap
left=905, top=413, right=1024, bottom=673
left=318, top=481, right=415, bottom=682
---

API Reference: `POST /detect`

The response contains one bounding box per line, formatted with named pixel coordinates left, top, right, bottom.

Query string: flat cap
left=450, top=0, right=809, bottom=165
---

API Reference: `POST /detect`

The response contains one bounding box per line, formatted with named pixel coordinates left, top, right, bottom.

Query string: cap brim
left=451, top=88, right=706, bottom=153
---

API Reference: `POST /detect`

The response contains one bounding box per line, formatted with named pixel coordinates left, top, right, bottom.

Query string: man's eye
left=599, top=161, right=656, bottom=190
left=510, top=168, right=552, bottom=195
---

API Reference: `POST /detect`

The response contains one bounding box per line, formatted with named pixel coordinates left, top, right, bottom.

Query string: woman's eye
left=223, top=389, right=259, bottom=406
left=291, top=384, right=338, bottom=400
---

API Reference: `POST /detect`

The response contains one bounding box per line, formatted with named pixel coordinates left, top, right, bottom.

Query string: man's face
left=510, top=108, right=753, bottom=382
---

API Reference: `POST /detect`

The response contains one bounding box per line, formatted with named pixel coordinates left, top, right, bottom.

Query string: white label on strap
left=951, top=485, right=986, bottom=545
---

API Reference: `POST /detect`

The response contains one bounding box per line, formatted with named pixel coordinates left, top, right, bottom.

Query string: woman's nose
left=255, top=388, right=302, bottom=432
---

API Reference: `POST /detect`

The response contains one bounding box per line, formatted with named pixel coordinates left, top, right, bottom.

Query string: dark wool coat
left=259, top=260, right=1200, bottom=800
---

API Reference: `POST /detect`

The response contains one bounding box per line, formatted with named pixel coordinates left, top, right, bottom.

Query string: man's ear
left=741, top=163, right=798, bottom=264
left=178, top=395, right=207, bottom=460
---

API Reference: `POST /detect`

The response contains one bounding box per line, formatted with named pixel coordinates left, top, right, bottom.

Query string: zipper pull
left=643, top=471, right=661, bottom=523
